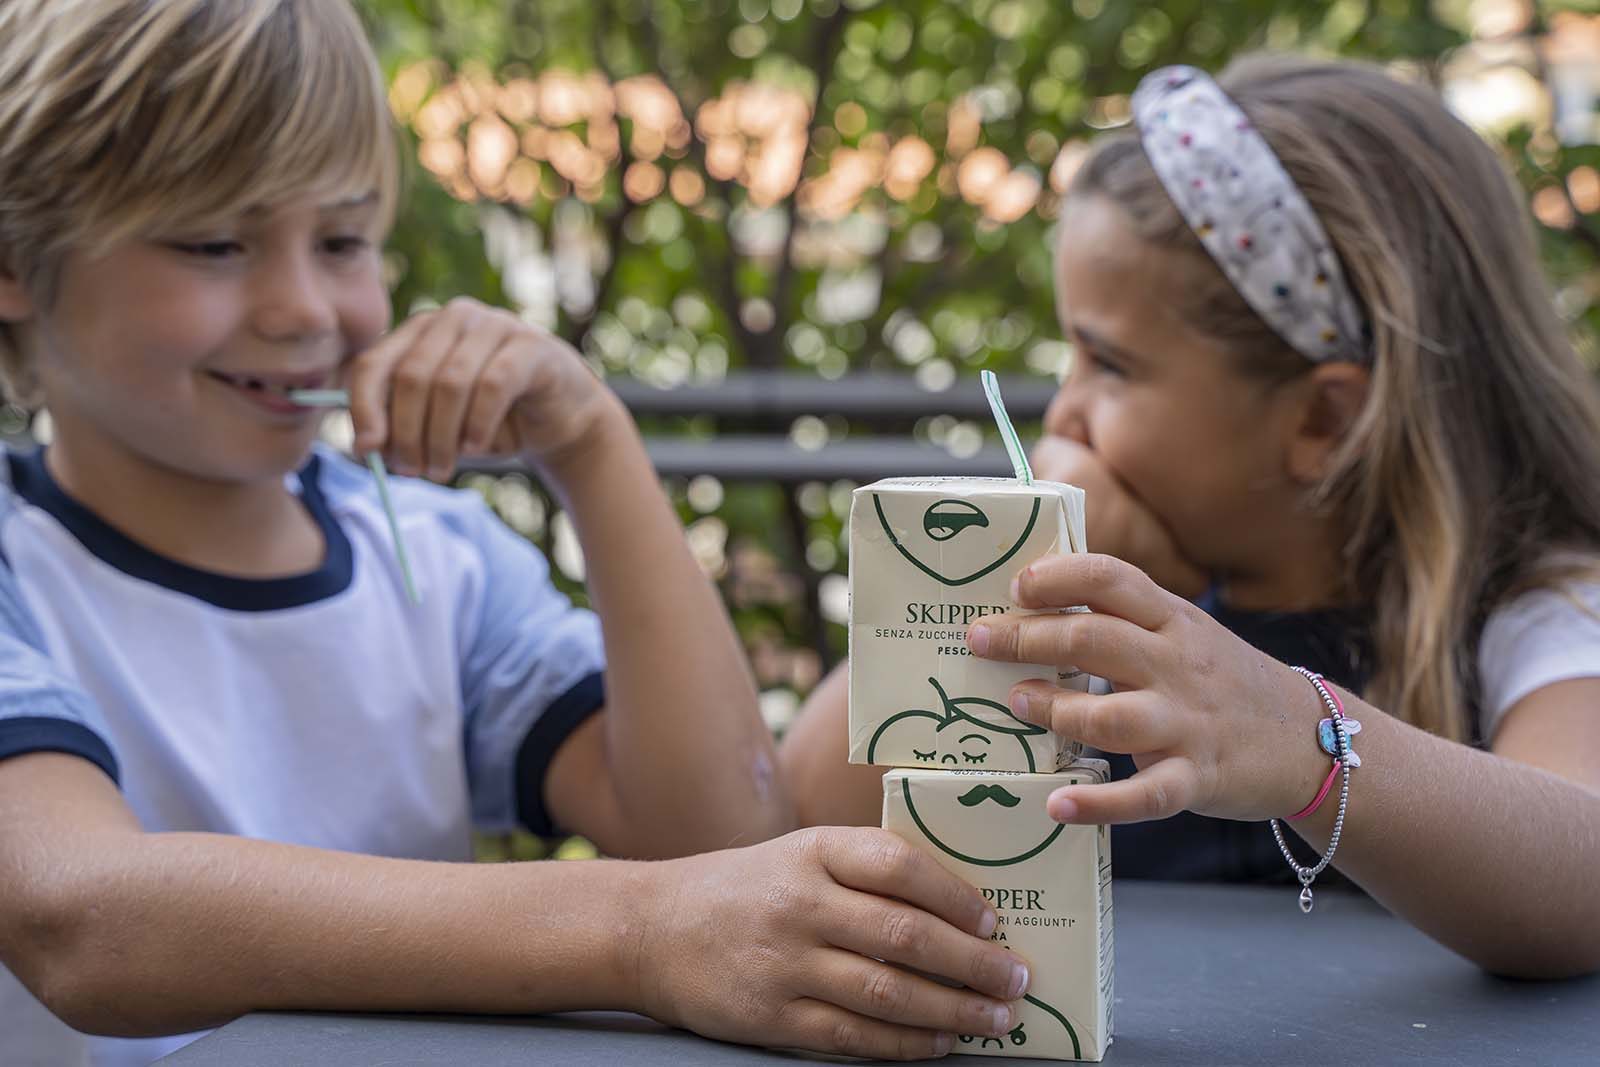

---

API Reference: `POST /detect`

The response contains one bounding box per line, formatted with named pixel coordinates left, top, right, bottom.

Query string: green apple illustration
left=957, top=993, right=1082, bottom=1059
left=867, top=677, right=1048, bottom=770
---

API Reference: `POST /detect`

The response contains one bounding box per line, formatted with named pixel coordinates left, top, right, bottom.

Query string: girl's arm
left=0, top=753, right=1026, bottom=1057
left=1285, top=678, right=1600, bottom=979
left=978, top=553, right=1600, bottom=979
left=777, top=662, right=885, bottom=828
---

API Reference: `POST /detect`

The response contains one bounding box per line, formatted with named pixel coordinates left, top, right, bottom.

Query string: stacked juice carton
left=849, top=475, right=1113, bottom=1062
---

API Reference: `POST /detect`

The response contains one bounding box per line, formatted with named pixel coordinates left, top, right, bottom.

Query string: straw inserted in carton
left=981, top=369, right=1033, bottom=485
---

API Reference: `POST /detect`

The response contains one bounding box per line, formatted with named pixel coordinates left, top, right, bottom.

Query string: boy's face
left=11, top=187, right=389, bottom=484
left=1045, top=194, right=1306, bottom=572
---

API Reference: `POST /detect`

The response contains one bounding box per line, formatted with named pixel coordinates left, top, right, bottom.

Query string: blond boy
left=0, top=3, right=1028, bottom=1063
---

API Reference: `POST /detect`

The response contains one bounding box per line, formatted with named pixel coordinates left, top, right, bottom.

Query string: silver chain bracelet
left=1269, top=666, right=1354, bottom=913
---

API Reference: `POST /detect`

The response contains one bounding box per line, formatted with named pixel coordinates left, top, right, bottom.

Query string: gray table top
left=163, top=880, right=1599, bottom=1066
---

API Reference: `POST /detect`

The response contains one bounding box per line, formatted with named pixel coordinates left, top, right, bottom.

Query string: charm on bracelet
left=1318, top=717, right=1362, bottom=768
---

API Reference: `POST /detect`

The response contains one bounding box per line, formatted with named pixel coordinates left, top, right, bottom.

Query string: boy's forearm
left=25, top=830, right=650, bottom=1036
left=543, top=402, right=793, bottom=854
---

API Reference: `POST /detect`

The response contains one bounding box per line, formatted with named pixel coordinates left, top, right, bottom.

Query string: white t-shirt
left=1477, top=582, right=1600, bottom=740
left=0, top=444, right=606, bottom=1066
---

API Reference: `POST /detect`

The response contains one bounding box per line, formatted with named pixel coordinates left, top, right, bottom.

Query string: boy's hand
left=1031, top=434, right=1209, bottom=599
left=637, top=827, right=1029, bottom=1061
left=347, top=298, right=618, bottom=481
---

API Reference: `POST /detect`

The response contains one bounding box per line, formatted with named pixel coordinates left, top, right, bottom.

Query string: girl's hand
left=347, top=297, right=619, bottom=481
left=966, top=553, right=1331, bottom=825
left=1030, top=434, right=1210, bottom=599
left=638, top=827, right=1030, bottom=1061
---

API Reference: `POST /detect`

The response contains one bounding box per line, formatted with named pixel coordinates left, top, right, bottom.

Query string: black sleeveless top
left=1106, top=588, right=1374, bottom=882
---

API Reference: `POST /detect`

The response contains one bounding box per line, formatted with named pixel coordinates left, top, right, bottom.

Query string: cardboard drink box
left=882, top=763, right=1114, bottom=1061
left=849, top=478, right=1089, bottom=772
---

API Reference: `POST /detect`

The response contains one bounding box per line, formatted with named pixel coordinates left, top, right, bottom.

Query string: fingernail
left=1009, top=573, right=1022, bottom=604
left=933, top=1032, right=954, bottom=1055
left=976, top=908, right=997, bottom=939
left=967, top=624, right=990, bottom=656
left=988, top=1003, right=1014, bottom=1034
left=1008, top=961, right=1030, bottom=999
left=1048, top=791, right=1079, bottom=822
left=1010, top=691, right=1033, bottom=724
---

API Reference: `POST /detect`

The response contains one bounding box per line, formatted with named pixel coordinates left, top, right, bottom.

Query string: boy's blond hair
left=0, top=0, right=398, bottom=405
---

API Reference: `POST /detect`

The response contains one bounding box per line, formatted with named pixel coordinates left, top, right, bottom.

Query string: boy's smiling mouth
left=205, top=369, right=334, bottom=414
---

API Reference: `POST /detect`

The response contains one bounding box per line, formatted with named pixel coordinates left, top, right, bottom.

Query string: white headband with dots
left=1131, top=65, right=1370, bottom=364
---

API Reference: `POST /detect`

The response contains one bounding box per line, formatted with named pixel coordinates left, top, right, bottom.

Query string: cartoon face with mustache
left=897, top=773, right=1065, bottom=867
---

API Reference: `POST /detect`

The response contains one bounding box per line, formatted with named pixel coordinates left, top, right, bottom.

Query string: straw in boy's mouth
left=205, top=370, right=329, bottom=396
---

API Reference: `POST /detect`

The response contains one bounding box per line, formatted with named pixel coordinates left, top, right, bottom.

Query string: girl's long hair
left=1071, top=54, right=1600, bottom=741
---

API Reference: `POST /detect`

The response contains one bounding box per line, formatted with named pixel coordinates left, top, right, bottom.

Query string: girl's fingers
left=1046, top=756, right=1202, bottom=825
left=1010, top=552, right=1182, bottom=632
left=802, top=948, right=1016, bottom=1040
left=771, top=998, right=955, bottom=1062
left=1008, top=681, right=1180, bottom=755
left=385, top=310, right=468, bottom=474
left=421, top=315, right=511, bottom=480
left=969, top=609, right=1166, bottom=689
left=345, top=313, right=432, bottom=455
left=814, top=889, right=1027, bottom=1004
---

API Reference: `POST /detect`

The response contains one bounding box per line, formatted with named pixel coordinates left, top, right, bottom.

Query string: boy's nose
left=253, top=253, right=339, bottom=342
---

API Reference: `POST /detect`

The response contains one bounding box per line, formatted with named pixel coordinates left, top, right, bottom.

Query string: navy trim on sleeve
left=0, top=716, right=120, bottom=784
left=513, top=671, right=606, bottom=837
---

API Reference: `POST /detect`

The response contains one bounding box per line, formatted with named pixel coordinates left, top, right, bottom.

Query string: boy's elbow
left=1, top=868, right=163, bottom=1036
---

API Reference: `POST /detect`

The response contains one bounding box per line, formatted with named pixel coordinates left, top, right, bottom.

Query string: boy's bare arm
left=539, top=396, right=792, bottom=856
left=347, top=304, right=789, bottom=857
left=0, top=753, right=1028, bottom=1056
left=776, top=662, right=887, bottom=828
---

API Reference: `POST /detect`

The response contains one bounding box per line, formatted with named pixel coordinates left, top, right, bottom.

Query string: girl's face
left=1046, top=194, right=1312, bottom=577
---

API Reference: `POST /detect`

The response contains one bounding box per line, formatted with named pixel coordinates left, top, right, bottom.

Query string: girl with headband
left=783, top=54, right=1600, bottom=976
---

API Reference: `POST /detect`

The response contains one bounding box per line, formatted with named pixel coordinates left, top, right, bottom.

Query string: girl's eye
left=963, top=752, right=987, bottom=764
left=913, top=749, right=936, bottom=762
left=1084, top=349, right=1126, bottom=377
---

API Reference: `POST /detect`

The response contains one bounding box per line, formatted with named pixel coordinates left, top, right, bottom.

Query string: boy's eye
left=322, top=235, right=370, bottom=256
left=913, top=749, right=936, bottom=762
left=962, top=752, right=987, bottom=764
left=171, top=240, right=243, bottom=259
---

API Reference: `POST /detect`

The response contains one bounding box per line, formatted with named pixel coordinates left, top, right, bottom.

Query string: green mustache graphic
left=958, top=784, right=1023, bottom=808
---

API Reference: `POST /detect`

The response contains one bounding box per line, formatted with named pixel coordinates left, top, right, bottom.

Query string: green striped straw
left=288, top=388, right=420, bottom=605
left=981, top=369, right=1033, bottom=484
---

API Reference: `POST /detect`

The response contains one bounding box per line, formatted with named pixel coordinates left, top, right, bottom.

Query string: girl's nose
left=1043, top=381, right=1091, bottom=447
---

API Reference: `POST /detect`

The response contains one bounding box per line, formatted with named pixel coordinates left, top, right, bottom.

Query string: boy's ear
left=1286, top=362, right=1371, bottom=485
left=0, top=253, right=34, bottom=322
